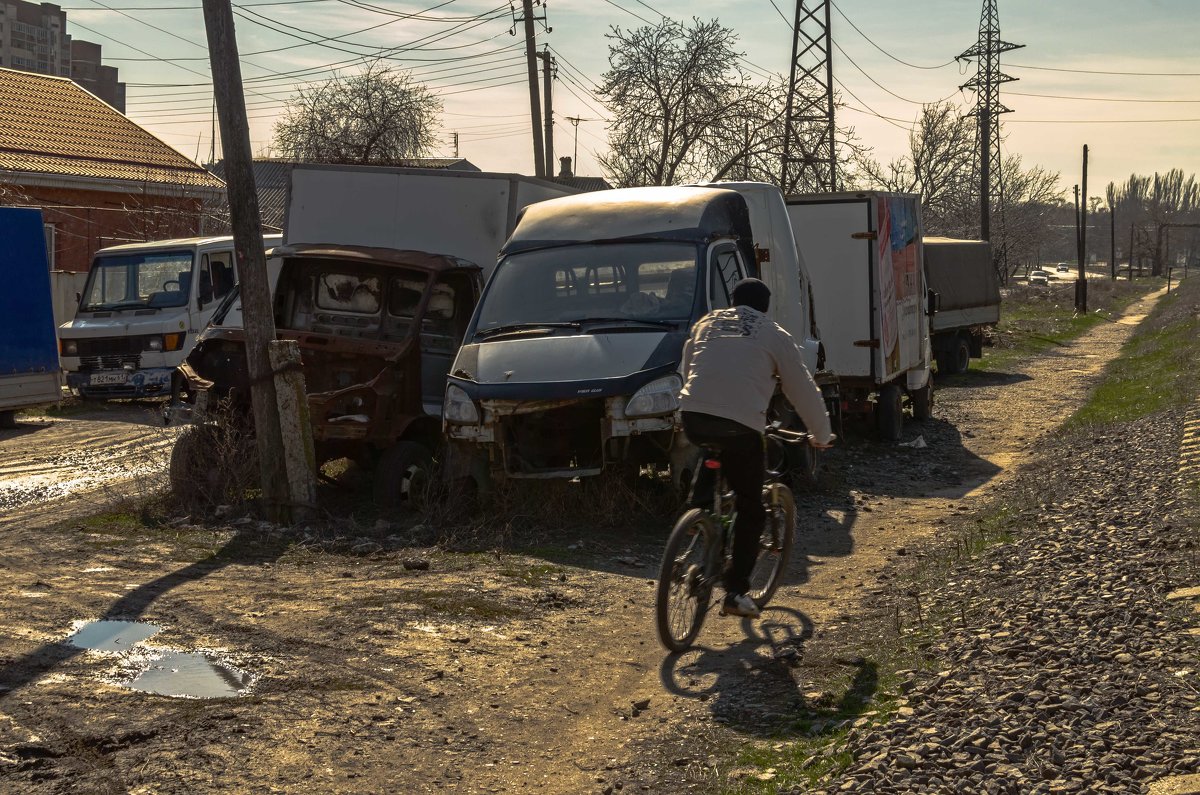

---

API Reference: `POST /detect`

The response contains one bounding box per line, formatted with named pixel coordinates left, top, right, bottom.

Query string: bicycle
left=655, top=425, right=809, bottom=652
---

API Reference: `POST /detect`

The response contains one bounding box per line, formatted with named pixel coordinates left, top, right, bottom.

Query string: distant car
left=1029, top=271, right=1050, bottom=286
left=1056, top=263, right=1071, bottom=273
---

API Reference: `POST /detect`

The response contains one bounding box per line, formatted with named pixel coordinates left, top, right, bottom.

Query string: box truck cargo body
left=923, top=237, right=999, bottom=374
left=0, top=207, right=61, bottom=427
left=785, top=192, right=932, bottom=439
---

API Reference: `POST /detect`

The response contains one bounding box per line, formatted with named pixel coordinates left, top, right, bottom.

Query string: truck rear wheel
left=938, top=335, right=971, bottom=375
left=0, top=410, right=15, bottom=430
left=876, top=384, right=904, bottom=441
left=374, top=441, right=433, bottom=512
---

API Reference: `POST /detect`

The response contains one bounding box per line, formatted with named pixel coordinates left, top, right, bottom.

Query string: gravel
left=805, top=408, right=1200, bottom=794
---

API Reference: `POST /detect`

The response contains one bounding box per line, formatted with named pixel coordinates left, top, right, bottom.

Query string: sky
left=62, top=0, right=1200, bottom=201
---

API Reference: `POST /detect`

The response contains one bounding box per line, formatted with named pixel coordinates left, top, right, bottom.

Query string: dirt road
left=0, top=289, right=1166, bottom=794
left=0, top=402, right=177, bottom=532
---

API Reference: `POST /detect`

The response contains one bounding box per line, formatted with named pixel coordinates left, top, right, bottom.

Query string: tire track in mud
left=0, top=405, right=177, bottom=531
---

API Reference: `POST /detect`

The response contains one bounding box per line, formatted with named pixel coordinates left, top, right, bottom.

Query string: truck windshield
left=81, top=250, right=194, bottom=311
left=476, top=242, right=697, bottom=336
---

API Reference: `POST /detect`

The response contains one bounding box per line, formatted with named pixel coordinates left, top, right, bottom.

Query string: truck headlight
left=443, top=384, right=480, bottom=424
left=146, top=337, right=163, bottom=351
left=61, top=339, right=78, bottom=356
left=625, top=374, right=682, bottom=418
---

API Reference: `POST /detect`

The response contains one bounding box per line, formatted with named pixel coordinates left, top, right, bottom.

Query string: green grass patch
left=1069, top=279, right=1200, bottom=427
left=497, top=561, right=564, bottom=587
left=403, top=588, right=526, bottom=619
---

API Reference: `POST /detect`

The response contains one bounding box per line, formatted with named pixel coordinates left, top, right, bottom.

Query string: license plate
left=90, top=371, right=128, bottom=385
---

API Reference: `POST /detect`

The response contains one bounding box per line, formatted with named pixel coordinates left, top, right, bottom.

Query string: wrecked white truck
left=442, top=183, right=824, bottom=490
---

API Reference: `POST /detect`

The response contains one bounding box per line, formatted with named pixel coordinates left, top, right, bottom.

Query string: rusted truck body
left=178, top=243, right=481, bottom=505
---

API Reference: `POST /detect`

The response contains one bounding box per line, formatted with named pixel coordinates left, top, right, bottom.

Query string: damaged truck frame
left=175, top=243, right=481, bottom=507
left=442, top=184, right=825, bottom=492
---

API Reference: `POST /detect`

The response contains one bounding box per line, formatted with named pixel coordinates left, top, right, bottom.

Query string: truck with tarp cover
left=922, top=237, right=999, bottom=374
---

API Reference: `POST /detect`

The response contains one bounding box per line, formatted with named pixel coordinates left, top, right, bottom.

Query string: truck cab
left=443, top=184, right=821, bottom=488
left=58, top=234, right=280, bottom=399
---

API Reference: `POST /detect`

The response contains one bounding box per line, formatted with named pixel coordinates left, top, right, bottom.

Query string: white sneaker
left=721, top=592, right=761, bottom=618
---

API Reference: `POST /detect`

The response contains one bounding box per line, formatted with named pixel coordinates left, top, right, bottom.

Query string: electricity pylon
left=781, top=0, right=836, bottom=194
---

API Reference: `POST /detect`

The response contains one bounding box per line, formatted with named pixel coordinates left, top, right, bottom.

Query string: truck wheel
left=876, top=384, right=903, bottom=441
left=374, top=441, right=433, bottom=511
left=910, top=381, right=933, bottom=421
left=0, top=410, right=15, bottom=430
left=939, top=335, right=971, bottom=375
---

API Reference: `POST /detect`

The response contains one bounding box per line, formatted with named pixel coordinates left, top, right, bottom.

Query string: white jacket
left=679, top=306, right=834, bottom=443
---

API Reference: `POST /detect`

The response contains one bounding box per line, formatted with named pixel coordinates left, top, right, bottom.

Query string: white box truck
left=283, top=163, right=579, bottom=276
left=785, top=192, right=933, bottom=440
left=58, top=234, right=280, bottom=399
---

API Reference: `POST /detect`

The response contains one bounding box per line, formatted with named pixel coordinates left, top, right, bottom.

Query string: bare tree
left=272, top=60, right=442, bottom=165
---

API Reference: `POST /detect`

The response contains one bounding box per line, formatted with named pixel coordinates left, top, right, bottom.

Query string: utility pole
left=452, top=132, right=459, bottom=159
left=1077, top=144, right=1088, bottom=313
left=1128, top=223, right=1135, bottom=280
left=781, top=0, right=836, bottom=193
left=538, top=47, right=555, bottom=178
left=1110, top=203, right=1116, bottom=281
left=564, top=116, right=595, bottom=172
left=517, top=0, right=546, bottom=178
left=201, top=0, right=304, bottom=521
left=958, top=0, right=1023, bottom=249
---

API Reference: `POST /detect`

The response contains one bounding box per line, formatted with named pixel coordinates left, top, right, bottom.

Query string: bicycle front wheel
left=747, top=483, right=796, bottom=608
left=655, top=508, right=718, bottom=652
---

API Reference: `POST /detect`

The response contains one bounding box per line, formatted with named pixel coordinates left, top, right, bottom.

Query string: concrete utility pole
left=1077, top=144, right=1088, bottom=313
left=518, top=0, right=546, bottom=178
left=539, top=47, right=555, bottom=178
left=1110, top=204, right=1117, bottom=281
left=201, top=0, right=302, bottom=521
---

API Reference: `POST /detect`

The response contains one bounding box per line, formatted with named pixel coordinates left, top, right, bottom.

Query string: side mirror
left=75, top=291, right=82, bottom=305
left=926, top=290, right=940, bottom=315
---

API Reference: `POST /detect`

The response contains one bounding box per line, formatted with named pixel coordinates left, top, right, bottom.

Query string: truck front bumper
left=446, top=395, right=676, bottom=479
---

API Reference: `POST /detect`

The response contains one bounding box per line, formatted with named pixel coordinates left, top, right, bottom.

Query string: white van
left=58, top=234, right=281, bottom=399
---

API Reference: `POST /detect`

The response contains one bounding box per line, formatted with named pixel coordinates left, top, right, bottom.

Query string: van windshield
left=475, top=242, right=698, bottom=336
left=81, top=250, right=194, bottom=311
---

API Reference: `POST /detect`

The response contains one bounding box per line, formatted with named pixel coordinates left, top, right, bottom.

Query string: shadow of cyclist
left=657, top=605, right=878, bottom=738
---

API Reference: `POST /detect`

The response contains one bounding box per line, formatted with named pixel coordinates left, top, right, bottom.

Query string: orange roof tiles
left=0, top=67, right=224, bottom=190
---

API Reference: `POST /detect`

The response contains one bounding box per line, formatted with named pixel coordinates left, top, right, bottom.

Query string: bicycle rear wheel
left=655, top=508, right=718, bottom=652
left=747, top=483, right=795, bottom=608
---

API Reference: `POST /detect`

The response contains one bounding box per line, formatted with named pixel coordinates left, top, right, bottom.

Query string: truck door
left=196, top=250, right=237, bottom=329
left=707, top=243, right=747, bottom=310
left=420, top=272, right=474, bottom=416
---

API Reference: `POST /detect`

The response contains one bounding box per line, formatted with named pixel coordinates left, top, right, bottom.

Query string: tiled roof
left=0, top=67, right=223, bottom=190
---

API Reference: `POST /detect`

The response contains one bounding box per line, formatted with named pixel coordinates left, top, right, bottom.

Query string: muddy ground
left=0, top=287, right=1169, bottom=794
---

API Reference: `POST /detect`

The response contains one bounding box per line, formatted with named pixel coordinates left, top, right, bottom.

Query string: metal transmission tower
left=780, top=0, right=836, bottom=194
left=957, top=0, right=1023, bottom=244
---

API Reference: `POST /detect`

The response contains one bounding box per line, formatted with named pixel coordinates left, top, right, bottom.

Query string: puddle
left=67, top=620, right=160, bottom=651
left=127, top=652, right=252, bottom=699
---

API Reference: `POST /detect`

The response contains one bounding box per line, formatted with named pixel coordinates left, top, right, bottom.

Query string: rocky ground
left=804, top=408, right=1200, bottom=794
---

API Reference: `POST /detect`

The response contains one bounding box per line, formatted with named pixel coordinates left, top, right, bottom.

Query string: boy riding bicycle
left=679, top=278, right=834, bottom=618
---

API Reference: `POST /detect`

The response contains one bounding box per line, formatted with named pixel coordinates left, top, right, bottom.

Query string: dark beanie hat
left=731, top=277, right=770, bottom=313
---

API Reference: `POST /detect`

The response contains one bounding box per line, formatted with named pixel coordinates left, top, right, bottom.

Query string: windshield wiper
left=575, top=317, right=679, bottom=329
left=475, top=321, right=582, bottom=339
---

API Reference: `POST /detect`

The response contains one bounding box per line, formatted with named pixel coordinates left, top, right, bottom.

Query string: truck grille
left=79, top=354, right=141, bottom=372
left=503, top=400, right=604, bottom=475
left=74, top=336, right=153, bottom=356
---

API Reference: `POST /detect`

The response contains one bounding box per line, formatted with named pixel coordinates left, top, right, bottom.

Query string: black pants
left=681, top=411, right=765, bottom=595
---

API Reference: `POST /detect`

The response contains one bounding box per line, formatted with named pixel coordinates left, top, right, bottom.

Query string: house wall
left=12, top=184, right=205, bottom=272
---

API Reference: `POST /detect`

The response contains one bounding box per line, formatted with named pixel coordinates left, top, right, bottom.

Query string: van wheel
left=875, top=384, right=903, bottom=441
left=374, top=442, right=433, bottom=511
left=910, top=381, right=934, bottom=421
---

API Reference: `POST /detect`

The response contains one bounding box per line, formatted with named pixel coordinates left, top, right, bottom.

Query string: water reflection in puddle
left=128, top=652, right=253, bottom=699
left=64, top=620, right=254, bottom=698
left=67, top=620, right=161, bottom=651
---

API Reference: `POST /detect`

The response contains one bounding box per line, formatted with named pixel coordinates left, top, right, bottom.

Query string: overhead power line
left=830, top=0, right=955, bottom=70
